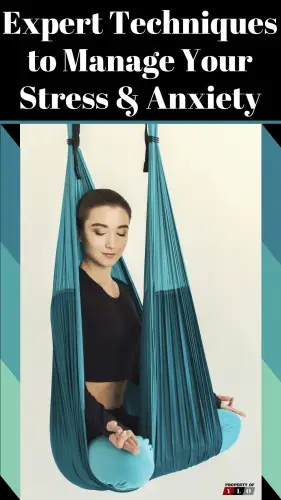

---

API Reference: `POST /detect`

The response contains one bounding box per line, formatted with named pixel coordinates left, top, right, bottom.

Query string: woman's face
left=81, top=205, right=130, bottom=268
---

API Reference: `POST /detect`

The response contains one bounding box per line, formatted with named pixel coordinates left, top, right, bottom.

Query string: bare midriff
left=86, top=380, right=129, bottom=410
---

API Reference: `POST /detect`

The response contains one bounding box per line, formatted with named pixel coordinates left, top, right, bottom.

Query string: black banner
left=0, top=8, right=280, bottom=120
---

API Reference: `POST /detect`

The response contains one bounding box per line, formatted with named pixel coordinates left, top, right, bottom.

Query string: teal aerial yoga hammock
left=50, top=124, right=223, bottom=492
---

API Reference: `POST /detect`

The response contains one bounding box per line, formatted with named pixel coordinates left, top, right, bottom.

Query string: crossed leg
left=88, top=408, right=242, bottom=492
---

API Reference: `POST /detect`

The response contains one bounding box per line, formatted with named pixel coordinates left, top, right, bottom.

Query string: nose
left=105, top=234, right=116, bottom=250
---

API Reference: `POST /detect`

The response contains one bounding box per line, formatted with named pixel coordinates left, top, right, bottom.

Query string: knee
left=223, top=410, right=242, bottom=434
left=88, top=435, right=155, bottom=492
left=218, top=409, right=242, bottom=453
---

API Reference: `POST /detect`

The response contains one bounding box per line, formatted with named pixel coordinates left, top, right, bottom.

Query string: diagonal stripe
left=0, top=360, right=20, bottom=498
left=0, top=476, right=19, bottom=500
left=0, top=126, right=20, bottom=264
left=0, top=243, right=20, bottom=381
left=262, top=477, right=281, bottom=500
left=262, top=360, right=281, bottom=499
left=263, top=125, right=281, bottom=149
left=262, top=243, right=281, bottom=383
left=262, top=127, right=281, bottom=266
left=1, top=125, right=20, bottom=147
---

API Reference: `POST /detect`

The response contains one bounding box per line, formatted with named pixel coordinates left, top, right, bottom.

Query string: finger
left=107, top=421, right=123, bottom=433
left=120, top=431, right=139, bottom=451
left=127, top=432, right=139, bottom=447
left=118, top=429, right=139, bottom=447
left=127, top=436, right=139, bottom=450
left=117, top=430, right=130, bottom=448
left=221, top=402, right=246, bottom=417
left=230, top=406, right=245, bottom=417
left=110, top=433, right=139, bottom=454
left=113, top=436, right=127, bottom=449
left=109, top=431, right=127, bottom=449
left=123, top=440, right=140, bottom=454
left=118, top=431, right=138, bottom=452
left=131, top=436, right=139, bottom=447
left=106, top=420, right=117, bottom=431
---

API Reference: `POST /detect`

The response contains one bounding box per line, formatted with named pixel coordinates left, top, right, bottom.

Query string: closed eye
left=94, top=231, right=127, bottom=237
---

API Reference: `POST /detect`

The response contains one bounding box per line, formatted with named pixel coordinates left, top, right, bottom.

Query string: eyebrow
left=90, top=223, right=129, bottom=229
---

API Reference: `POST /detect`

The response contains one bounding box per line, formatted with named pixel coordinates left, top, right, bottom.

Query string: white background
left=21, top=123, right=261, bottom=499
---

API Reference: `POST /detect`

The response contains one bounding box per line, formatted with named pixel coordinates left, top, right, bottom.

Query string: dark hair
left=76, top=188, right=132, bottom=231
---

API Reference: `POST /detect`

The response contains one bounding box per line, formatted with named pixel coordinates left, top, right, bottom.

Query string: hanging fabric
left=139, top=124, right=223, bottom=479
left=49, top=124, right=223, bottom=493
left=50, top=124, right=141, bottom=492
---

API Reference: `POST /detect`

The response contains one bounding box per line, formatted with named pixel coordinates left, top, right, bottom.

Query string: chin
left=102, top=262, right=114, bottom=268
left=101, top=257, right=118, bottom=267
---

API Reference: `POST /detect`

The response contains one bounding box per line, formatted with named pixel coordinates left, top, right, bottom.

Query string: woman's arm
left=214, top=393, right=221, bottom=408
left=84, top=384, right=131, bottom=438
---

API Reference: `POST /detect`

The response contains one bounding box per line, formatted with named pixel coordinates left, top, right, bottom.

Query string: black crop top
left=79, top=267, right=141, bottom=383
left=79, top=267, right=142, bottom=439
left=79, top=267, right=221, bottom=440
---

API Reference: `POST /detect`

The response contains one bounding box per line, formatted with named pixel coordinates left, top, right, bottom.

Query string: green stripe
left=262, top=243, right=281, bottom=382
left=0, top=242, right=20, bottom=381
left=262, top=360, right=281, bottom=498
left=0, top=360, right=20, bottom=497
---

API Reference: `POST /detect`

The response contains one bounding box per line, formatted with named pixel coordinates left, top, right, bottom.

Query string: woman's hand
left=106, top=420, right=140, bottom=454
left=216, top=394, right=246, bottom=417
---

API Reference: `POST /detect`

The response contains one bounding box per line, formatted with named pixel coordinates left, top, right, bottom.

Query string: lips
left=102, top=253, right=115, bottom=257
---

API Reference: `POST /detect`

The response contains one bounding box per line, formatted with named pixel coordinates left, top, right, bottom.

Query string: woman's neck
left=80, top=259, right=113, bottom=287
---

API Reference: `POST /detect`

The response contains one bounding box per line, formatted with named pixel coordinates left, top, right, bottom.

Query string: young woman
left=77, top=188, right=245, bottom=492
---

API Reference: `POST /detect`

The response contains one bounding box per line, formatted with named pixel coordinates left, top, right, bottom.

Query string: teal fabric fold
left=49, top=124, right=223, bottom=492
left=139, top=125, right=222, bottom=480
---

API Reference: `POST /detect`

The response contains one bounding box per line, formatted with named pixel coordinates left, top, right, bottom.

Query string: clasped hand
left=216, top=394, right=246, bottom=417
left=106, top=420, right=140, bottom=454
